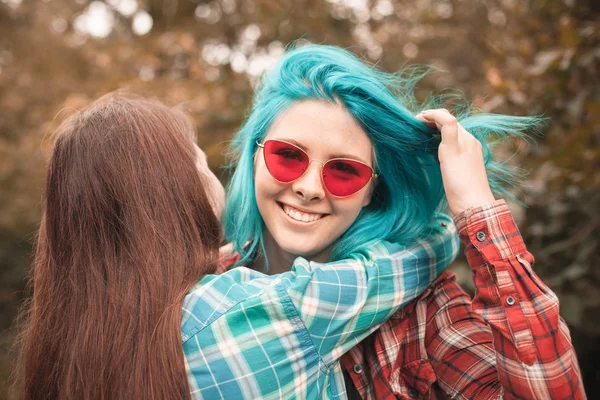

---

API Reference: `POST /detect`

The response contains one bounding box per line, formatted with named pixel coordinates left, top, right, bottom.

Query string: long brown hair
left=12, top=93, right=222, bottom=399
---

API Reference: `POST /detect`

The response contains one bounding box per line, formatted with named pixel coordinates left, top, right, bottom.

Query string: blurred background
left=0, top=0, right=598, bottom=397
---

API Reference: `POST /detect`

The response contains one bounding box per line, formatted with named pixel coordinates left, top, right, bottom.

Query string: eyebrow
left=276, top=137, right=371, bottom=165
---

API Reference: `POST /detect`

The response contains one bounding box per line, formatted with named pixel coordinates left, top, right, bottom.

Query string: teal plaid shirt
left=182, top=214, right=459, bottom=399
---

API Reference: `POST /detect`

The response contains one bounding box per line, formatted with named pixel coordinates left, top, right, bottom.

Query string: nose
left=292, top=161, right=325, bottom=202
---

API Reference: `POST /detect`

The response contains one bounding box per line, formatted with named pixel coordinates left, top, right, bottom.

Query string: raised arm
left=422, top=201, right=585, bottom=399
left=414, top=108, right=585, bottom=398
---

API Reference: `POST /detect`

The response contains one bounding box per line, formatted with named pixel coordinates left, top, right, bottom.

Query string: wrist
left=452, top=194, right=496, bottom=216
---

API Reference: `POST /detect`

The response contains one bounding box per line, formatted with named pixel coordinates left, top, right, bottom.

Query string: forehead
left=264, top=100, right=373, bottom=162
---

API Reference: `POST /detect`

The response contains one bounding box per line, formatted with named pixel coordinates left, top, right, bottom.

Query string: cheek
left=208, top=176, right=226, bottom=219
left=326, top=197, right=367, bottom=233
left=254, top=173, right=278, bottom=222
left=254, top=160, right=281, bottom=199
left=332, top=194, right=368, bottom=218
left=254, top=166, right=268, bottom=200
left=214, top=178, right=225, bottom=205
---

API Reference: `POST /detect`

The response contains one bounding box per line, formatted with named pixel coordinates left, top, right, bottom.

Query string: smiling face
left=254, top=100, right=375, bottom=264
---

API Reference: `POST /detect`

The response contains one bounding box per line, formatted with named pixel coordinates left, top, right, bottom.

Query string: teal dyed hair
left=224, top=44, right=542, bottom=267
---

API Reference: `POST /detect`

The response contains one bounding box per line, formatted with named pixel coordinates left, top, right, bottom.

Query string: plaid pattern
left=341, top=200, right=586, bottom=399
left=181, top=214, right=460, bottom=399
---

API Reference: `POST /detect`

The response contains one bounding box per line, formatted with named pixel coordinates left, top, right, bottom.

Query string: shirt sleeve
left=284, top=213, right=460, bottom=367
left=429, top=199, right=586, bottom=399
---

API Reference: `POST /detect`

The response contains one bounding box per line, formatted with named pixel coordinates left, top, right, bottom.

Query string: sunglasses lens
left=263, top=140, right=309, bottom=182
left=323, top=159, right=373, bottom=197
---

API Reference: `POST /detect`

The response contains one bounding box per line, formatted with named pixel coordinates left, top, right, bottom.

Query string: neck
left=253, top=231, right=332, bottom=275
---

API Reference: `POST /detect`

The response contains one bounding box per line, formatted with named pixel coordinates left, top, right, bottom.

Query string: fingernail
left=421, top=110, right=431, bottom=114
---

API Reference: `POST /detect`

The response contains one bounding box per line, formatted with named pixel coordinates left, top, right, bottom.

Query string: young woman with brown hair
left=12, top=93, right=224, bottom=399
left=12, top=93, right=457, bottom=399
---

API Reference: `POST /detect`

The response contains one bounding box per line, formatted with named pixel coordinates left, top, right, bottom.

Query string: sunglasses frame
left=256, top=139, right=378, bottom=198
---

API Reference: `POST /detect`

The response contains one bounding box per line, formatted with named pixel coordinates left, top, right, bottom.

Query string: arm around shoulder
left=283, top=213, right=459, bottom=367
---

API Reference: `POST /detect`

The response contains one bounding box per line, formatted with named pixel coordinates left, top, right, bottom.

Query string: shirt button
left=506, top=296, right=516, bottom=306
left=408, top=388, right=418, bottom=398
left=353, top=364, right=363, bottom=374
left=476, top=231, right=486, bottom=242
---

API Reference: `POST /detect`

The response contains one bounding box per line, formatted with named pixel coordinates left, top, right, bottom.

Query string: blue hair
left=224, top=44, right=542, bottom=267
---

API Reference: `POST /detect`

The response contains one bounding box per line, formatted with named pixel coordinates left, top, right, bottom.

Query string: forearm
left=288, top=213, right=459, bottom=364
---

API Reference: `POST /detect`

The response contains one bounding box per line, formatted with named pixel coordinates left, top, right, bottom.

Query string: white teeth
left=282, top=204, right=323, bottom=223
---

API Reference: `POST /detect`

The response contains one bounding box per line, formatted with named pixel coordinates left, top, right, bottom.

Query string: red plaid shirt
left=340, top=200, right=586, bottom=399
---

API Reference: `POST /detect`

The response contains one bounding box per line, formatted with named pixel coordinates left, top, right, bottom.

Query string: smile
left=278, top=202, right=327, bottom=223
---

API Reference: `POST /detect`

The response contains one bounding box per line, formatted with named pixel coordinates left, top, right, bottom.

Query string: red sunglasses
left=257, top=139, right=378, bottom=197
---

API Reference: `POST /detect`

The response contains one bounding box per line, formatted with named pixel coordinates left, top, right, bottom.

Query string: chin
left=284, top=247, right=317, bottom=258
left=279, top=239, right=332, bottom=260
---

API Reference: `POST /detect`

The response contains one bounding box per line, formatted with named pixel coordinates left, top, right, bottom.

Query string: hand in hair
left=416, top=109, right=496, bottom=215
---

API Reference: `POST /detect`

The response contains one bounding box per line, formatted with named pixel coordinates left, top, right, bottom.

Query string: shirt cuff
left=453, top=199, right=527, bottom=262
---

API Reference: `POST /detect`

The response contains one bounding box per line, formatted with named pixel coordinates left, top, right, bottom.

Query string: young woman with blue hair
left=222, top=45, right=585, bottom=399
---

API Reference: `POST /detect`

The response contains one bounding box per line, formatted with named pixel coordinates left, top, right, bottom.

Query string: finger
left=456, top=121, right=482, bottom=151
left=421, top=109, right=459, bottom=146
left=414, top=113, right=437, bottom=128
left=421, top=109, right=457, bottom=136
left=219, top=243, right=234, bottom=258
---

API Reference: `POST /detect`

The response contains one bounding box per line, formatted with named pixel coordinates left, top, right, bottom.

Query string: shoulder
left=180, top=267, right=285, bottom=342
left=418, top=269, right=463, bottom=305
